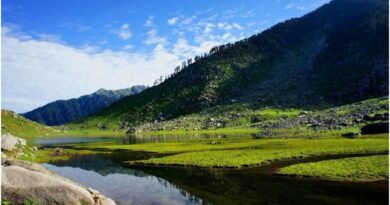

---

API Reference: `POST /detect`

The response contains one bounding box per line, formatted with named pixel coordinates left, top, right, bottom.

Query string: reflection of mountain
left=140, top=167, right=388, bottom=205
left=47, top=154, right=206, bottom=205
left=47, top=154, right=387, bottom=205
left=50, top=154, right=149, bottom=177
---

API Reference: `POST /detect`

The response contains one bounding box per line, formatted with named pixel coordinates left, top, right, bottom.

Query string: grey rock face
left=1, top=134, right=26, bottom=151
left=1, top=160, right=116, bottom=205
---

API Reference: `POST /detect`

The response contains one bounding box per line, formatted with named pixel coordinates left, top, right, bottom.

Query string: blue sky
left=2, top=0, right=330, bottom=112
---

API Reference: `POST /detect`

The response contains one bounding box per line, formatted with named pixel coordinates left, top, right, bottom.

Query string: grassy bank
left=72, top=135, right=389, bottom=168
left=131, top=138, right=388, bottom=168
left=278, top=155, right=389, bottom=181
left=1, top=110, right=57, bottom=140
left=20, top=148, right=103, bottom=164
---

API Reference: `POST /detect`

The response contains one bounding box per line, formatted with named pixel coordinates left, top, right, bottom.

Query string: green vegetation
left=1, top=110, right=57, bottom=140
left=20, top=148, right=102, bottom=164
left=74, top=136, right=389, bottom=168
left=1, top=109, right=124, bottom=144
left=23, top=86, right=146, bottom=126
left=2, top=199, right=40, bottom=205
left=68, top=0, right=388, bottom=133
left=279, top=155, right=389, bottom=181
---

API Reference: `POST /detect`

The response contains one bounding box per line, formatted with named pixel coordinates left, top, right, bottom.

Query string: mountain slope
left=1, top=110, right=57, bottom=140
left=23, top=85, right=146, bottom=125
left=73, top=0, right=388, bottom=130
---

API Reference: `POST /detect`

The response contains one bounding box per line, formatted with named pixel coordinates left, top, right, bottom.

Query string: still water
left=43, top=155, right=203, bottom=205
left=35, top=134, right=246, bottom=146
left=37, top=136, right=388, bottom=205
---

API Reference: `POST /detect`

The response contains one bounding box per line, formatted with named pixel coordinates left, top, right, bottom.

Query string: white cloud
left=167, top=17, right=178, bottom=25
left=144, top=29, right=167, bottom=45
left=180, top=16, right=196, bottom=25
left=285, top=3, right=305, bottom=10
left=2, top=27, right=179, bottom=112
left=2, top=18, right=249, bottom=112
left=117, top=23, right=132, bottom=40
left=203, top=23, right=215, bottom=34
left=145, top=16, right=154, bottom=27
left=60, top=22, right=91, bottom=32
left=217, top=22, right=243, bottom=30
left=232, top=23, right=243, bottom=30
left=34, top=33, right=63, bottom=43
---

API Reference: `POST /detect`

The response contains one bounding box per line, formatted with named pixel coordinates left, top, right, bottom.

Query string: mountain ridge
left=23, top=85, right=147, bottom=125
left=71, top=0, right=388, bottom=130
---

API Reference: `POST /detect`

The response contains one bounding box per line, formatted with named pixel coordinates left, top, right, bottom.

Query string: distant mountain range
left=71, top=0, right=389, bottom=130
left=22, top=86, right=146, bottom=125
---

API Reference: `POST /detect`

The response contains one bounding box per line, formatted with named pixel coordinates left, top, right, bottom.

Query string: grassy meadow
left=279, top=155, right=389, bottom=181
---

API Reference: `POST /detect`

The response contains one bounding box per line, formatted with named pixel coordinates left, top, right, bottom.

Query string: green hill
left=70, top=0, right=388, bottom=131
left=1, top=110, right=58, bottom=140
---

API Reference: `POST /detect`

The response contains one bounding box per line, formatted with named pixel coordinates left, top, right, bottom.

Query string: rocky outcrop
left=1, top=159, right=115, bottom=205
left=361, top=122, right=389, bottom=135
left=1, top=134, right=26, bottom=151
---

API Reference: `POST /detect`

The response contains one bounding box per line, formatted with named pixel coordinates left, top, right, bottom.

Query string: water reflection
left=44, top=155, right=206, bottom=205
left=44, top=154, right=388, bottom=205
left=35, top=133, right=251, bottom=146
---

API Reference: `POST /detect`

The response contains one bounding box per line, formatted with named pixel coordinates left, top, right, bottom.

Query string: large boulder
left=361, top=122, right=389, bottom=135
left=1, top=134, right=26, bottom=151
left=2, top=160, right=115, bottom=205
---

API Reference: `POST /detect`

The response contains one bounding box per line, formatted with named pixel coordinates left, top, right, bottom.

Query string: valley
left=1, top=0, right=389, bottom=204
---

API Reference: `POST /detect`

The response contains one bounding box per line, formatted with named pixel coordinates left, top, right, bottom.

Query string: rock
left=1, top=153, right=7, bottom=161
left=32, top=146, right=38, bottom=151
left=2, top=160, right=116, bottom=205
left=3, top=160, right=53, bottom=176
left=2, top=165, right=94, bottom=205
left=361, top=122, right=389, bottom=135
left=251, top=115, right=262, bottom=123
left=54, top=147, right=62, bottom=153
left=299, top=111, right=309, bottom=115
left=126, top=128, right=136, bottom=134
left=363, top=113, right=388, bottom=122
left=1, top=134, right=25, bottom=151
left=342, top=132, right=361, bottom=138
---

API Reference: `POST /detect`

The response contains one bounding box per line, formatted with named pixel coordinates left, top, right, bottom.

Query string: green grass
left=67, top=97, right=388, bottom=139
left=75, top=136, right=389, bottom=168
left=1, top=109, right=125, bottom=144
left=279, top=155, right=389, bottom=181
left=134, top=138, right=388, bottom=168
left=53, top=128, right=124, bottom=137
left=1, top=110, right=58, bottom=141
left=141, top=127, right=259, bottom=136
left=20, top=148, right=102, bottom=164
left=254, top=108, right=303, bottom=119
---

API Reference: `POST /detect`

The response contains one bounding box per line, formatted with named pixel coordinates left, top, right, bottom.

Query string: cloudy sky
left=2, top=0, right=330, bottom=113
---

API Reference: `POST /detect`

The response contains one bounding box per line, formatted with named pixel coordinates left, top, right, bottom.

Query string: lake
left=35, top=134, right=250, bottom=147
left=37, top=136, right=389, bottom=205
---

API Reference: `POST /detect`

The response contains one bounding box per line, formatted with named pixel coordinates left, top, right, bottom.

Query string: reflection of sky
left=35, top=134, right=252, bottom=146
left=44, top=164, right=202, bottom=205
left=35, top=137, right=117, bottom=146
